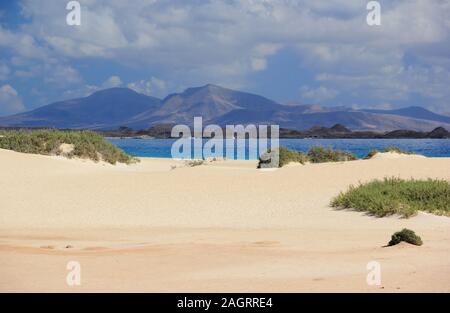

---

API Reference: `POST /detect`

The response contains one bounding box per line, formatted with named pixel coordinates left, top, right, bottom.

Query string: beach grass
left=383, top=146, right=414, bottom=154
left=331, top=177, right=450, bottom=217
left=258, top=146, right=308, bottom=168
left=365, top=146, right=415, bottom=159
left=258, top=146, right=356, bottom=168
left=277, top=147, right=308, bottom=167
left=0, top=129, right=137, bottom=164
left=307, top=146, right=357, bottom=163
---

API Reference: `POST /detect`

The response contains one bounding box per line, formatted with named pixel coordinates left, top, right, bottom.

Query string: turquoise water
left=108, top=138, right=450, bottom=159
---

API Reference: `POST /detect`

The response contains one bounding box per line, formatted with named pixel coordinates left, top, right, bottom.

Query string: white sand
left=0, top=148, right=449, bottom=292
left=370, top=151, right=427, bottom=159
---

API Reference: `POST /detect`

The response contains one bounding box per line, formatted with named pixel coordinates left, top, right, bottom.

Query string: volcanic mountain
left=1, top=84, right=449, bottom=132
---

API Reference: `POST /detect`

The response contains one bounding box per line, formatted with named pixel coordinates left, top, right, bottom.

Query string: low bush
left=258, top=147, right=307, bottom=168
left=388, top=228, right=423, bottom=246
left=0, top=129, right=137, bottom=164
left=331, top=177, right=450, bottom=217
left=307, top=146, right=357, bottom=163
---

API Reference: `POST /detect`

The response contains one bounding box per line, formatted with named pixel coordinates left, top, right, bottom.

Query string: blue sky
left=0, top=0, right=449, bottom=116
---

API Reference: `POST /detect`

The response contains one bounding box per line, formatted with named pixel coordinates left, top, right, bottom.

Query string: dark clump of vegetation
left=258, top=147, right=307, bottom=168
left=307, top=146, right=357, bottom=163
left=0, top=129, right=137, bottom=164
left=331, top=177, right=450, bottom=218
left=186, top=159, right=205, bottom=167
left=388, top=228, right=423, bottom=246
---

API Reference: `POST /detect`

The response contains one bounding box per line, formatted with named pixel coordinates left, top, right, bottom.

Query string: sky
left=0, top=0, right=449, bottom=116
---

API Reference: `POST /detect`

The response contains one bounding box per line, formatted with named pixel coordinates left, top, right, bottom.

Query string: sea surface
left=108, top=138, right=450, bottom=159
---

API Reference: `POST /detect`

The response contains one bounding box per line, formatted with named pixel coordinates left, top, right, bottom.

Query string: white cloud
left=9, top=56, right=83, bottom=89
left=0, top=85, right=25, bottom=116
left=0, top=63, right=9, bottom=80
left=316, top=63, right=450, bottom=103
left=127, top=77, right=167, bottom=98
left=251, top=57, right=267, bottom=71
left=43, top=64, right=83, bottom=86
left=300, top=86, right=339, bottom=102
left=0, top=0, right=448, bottom=110
left=0, top=26, right=48, bottom=60
left=102, top=75, right=123, bottom=88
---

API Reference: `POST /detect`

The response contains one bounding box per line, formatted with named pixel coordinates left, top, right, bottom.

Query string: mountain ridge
left=1, top=85, right=449, bottom=132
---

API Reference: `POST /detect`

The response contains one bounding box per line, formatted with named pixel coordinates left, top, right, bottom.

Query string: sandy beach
left=0, top=148, right=449, bottom=292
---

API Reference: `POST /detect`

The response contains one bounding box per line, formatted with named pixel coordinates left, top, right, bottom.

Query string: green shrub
left=278, top=147, right=308, bottom=167
left=307, top=146, right=357, bottom=163
left=258, top=146, right=358, bottom=168
left=258, top=146, right=307, bottom=168
left=0, top=129, right=137, bottom=164
left=388, top=229, right=423, bottom=246
left=331, top=177, right=450, bottom=217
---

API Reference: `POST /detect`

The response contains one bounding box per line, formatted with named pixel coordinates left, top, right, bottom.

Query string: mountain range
left=1, top=84, right=450, bottom=132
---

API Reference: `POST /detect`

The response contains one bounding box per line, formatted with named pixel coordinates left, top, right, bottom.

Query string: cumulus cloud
left=0, top=84, right=25, bottom=116
left=0, top=63, right=9, bottom=80
left=127, top=77, right=168, bottom=98
left=102, top=75, right=123, bottom=88
left=251, top=58, right=267, bottom=71
left=0, top=0, right=448, bottom=110
left=300, top=86, right=339, bottom=102
left=0, top=26, right=48, bottom=60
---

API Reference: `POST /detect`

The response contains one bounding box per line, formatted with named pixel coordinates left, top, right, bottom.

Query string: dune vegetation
left=331, top=177, right=450, bottom=217
left=258, top=146, right=356, bottom=168
left=258, top=147, right=308, bottom=168
left=0, top=129, right=137, bottom=164
left=365, top=146, right=415, bottom=159
left=306, top=146, right=357, bottom=163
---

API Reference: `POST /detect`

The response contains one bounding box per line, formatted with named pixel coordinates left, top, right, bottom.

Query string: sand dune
left=0, top=148, right=449, bottom=292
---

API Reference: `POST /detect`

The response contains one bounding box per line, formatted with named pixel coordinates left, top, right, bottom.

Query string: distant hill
left=0, top=88, right=161, bottom=129
left=99, top=124, right=450, bottom=139
left=362, top=106, right=450, bottom=124
left=1, top=84, right=450, bottom=132
left=123, top=84, right=283, bottom=128
left=211, top=107, right=450, bottom=132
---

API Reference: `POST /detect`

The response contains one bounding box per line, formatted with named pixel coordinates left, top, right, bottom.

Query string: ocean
left=108, top=138, right=450, bottom=159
